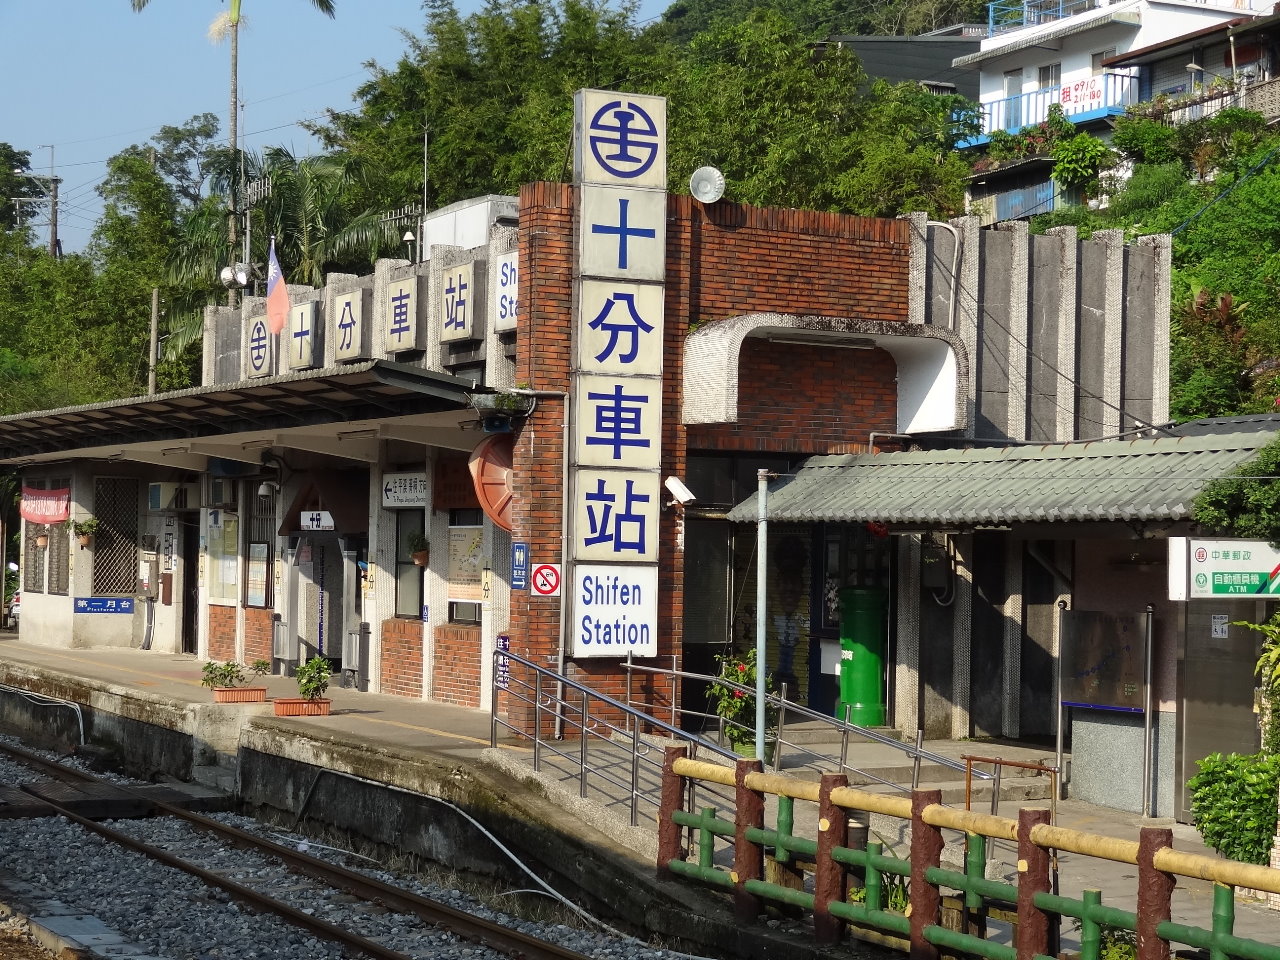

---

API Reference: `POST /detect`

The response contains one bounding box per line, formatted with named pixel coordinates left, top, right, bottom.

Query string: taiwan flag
left=266, top=236, right=290, bottom=335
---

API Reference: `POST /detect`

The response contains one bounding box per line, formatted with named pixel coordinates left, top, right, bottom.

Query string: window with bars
left=22, top=477, right=70, bottom=595
left=92, top=478, right=140, bottom=596
left=244, top=490, right=273, bottom=608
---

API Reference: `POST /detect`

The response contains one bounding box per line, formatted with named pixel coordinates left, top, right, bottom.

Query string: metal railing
left=619, top=656, right=996, bottom=793
left=988, top=0, right=1098, bottom=34
left=978, top=74, right=1137, bottom=135
left=490, top=649, right=738, bottom=827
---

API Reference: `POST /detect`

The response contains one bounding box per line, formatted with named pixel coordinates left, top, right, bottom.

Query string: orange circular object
left=468, top=434, right=515, bottom=532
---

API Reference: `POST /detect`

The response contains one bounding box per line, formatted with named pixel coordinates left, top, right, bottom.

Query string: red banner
left=20, top=485, right=70, bottom=524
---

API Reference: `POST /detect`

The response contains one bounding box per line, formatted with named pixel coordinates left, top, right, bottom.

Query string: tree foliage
left=1192, top=435, right=1280, bottom=544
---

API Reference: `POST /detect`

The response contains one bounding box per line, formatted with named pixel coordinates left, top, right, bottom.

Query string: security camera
left=664, top=476, right=696, bottom=505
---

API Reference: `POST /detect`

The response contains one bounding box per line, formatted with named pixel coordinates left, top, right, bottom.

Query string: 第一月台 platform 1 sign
left=1173, top=538, right=1280, bottom=598
left=572, top=564, right=657, bottom=657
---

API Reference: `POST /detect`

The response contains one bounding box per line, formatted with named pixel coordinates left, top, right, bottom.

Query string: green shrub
left=1112, top=115, right=1179, bottom=166
left=1187, top=751, right=1280, bottom=864
left=1052, top=133, right=1113, bottom=190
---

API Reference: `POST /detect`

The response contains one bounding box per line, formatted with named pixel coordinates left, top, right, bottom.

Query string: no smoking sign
left=531, top=563, right=562, bottom=597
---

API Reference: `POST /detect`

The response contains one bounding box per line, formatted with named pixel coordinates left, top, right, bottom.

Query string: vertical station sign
left=568, top=89, right=667, bottom=658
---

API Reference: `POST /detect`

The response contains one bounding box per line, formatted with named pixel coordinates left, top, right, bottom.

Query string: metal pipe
left=912, top=729, right=923, bottom=789
left=508, top=388, right=571, bottom=739
left=1142, top=602, right=1154, bottom=818
left=1056, top=599, right=1067, bottom=800
left=755, top=468, right=770, bottom=763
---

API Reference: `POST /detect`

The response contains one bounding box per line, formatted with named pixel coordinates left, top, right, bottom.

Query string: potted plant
left=72, top=517, right=100, bottom=548
left=201, top=658, right=270, bottom=704
left=32, top=525, right=48, bottom=549
left=408, top=532, right=430, bottom=566
left=273, top=656, right=332, bottom=716
left=707, top=647, right=778, bottom=762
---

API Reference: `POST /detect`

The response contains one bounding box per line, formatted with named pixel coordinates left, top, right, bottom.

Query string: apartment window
left=447, top=508, right=483, bottom=625
left=1092, top=49, right=1115, bottom=74
left=394, top=511, right=426, bottom=618
left=1038, top=63, right=1061, bottom=89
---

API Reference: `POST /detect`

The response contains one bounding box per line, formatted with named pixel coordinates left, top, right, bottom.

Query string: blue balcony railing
left=979, top=73, right=1138, bottom=136
left=988, top=0, right=1099, bottom=34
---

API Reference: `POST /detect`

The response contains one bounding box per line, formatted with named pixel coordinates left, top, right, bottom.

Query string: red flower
left=737, top=663, right=747, bottom=672
left=733, top=690, right=744, bottom=698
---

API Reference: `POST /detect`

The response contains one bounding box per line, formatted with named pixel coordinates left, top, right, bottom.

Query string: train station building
left=5, top=87, right=1256, bottom=818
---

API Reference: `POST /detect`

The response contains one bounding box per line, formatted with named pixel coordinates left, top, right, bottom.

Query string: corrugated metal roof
left=726, top=431, right=1273, bottom=525
left=952, top=4, right=1141, bottom=68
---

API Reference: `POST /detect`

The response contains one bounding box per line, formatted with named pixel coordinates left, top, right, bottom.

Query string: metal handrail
left=620, top=657, right=995, bottom=785
left=491, top=649, right=738, bottom=828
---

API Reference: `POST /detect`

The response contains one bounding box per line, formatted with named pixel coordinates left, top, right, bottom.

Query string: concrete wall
left=921, top=218, right=1171, bottom=443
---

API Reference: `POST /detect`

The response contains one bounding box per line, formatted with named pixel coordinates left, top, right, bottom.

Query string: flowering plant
left=707, top=647, right=778, bottom=747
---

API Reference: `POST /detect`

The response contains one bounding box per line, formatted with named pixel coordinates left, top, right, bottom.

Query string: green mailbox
left=838, top=586, right=887, bottom=726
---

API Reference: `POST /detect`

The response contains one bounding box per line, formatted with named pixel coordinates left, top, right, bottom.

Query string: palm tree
left=130, top=1, right=336, bottom=164
left=130, top=1, right=336, bottom=301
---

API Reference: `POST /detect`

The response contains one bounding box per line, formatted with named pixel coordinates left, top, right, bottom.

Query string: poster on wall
left=246, top=542, right=269, bottom=607
left=448, top=526, right=484, bottom=601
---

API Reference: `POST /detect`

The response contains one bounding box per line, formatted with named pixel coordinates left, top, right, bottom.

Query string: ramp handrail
left=619, top=656, right=995, bottom=787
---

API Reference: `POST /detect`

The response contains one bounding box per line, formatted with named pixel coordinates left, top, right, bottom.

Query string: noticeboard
left=1060, top=611, right=1145, bottom=712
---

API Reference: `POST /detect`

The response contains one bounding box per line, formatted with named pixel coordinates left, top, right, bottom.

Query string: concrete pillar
left=997, top=220, right=1030, bottom=441
left=1139, top=233, right=1172, bottom=427
left=952, top=533, right=974, bottom=739
left=896, top=534, right=922, bottom=732
left=1002, top=538, right=1023, bottom=738
left=952, top=216, right=981, bottom=440
left=1046, top=226, right=1078, bottom=441
left=907, top=212, right=928, bottom=326
left=1097, top=229, right=1126, bottom=437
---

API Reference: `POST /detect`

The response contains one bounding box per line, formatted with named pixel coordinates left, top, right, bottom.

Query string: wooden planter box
left=273, top=698, right=332, bottom=717
left=212, top=687, right=267, bottom=704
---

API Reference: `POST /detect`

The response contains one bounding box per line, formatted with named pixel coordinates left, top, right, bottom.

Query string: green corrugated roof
left=726, top=432, right=1274, bottom=526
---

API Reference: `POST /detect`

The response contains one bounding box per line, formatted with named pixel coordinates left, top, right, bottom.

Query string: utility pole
left=148, top=288, right=160, bottom=395
left=48, top=176, right=59, bottom=258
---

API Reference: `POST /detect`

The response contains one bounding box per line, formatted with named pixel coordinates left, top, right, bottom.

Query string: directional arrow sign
left=381, top=471, right=428, bottom=508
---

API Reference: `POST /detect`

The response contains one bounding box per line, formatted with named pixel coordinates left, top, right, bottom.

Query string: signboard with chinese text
left=572, top=375, right=662, bottom=469
left=385, top=276, right=423, bottom=352
left=333, top=288, right=371, bottom=362
left=575, top=280, right=663, bottom=375
left=511, top=541, right=529, bottom=590
left=572, top=469, right=659, bottom=563
left=572, top=563, right=658, bottom=657
left=493, top=251, right=519, bottom=333
left=567, top=88, right=666, bottom=655
left=301, top=510, right=335, bottom=531
left=1060, top=77, right=1104, bottom=107
left=244, top=315, right=274, bottom=379
left=439, top=262, right=475, bottom=343
left=381, top=472, right=429, bottom=508
left=1186, top=538, right=1280, bottom=597
left=286, top=302, right=319, bottom=371
left=76, top=597, right=136, bottom=614
left=577, top=186, right=666, bottom=282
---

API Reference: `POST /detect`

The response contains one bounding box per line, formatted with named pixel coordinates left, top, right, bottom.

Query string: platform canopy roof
left=0, top=361, right=482, bottom=469
left=726, top=431, right=1275, bottom=528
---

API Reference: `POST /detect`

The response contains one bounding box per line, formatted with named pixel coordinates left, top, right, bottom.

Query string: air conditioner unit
left=203, top=475, right=237, bottom=509
left=147, top=482, right=199, bottom=512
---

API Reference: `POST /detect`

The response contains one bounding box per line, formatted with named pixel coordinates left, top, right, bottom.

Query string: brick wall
left=380, top=618, right=424, bottom=699
left=686, top=339, right=897, bottom=454
left=244, top=607, right=273, bottom=664
left=208, top=605, right=236, bottom=661
left=505, top=185, right=911, bottom=735
left=432, top=624, right=482, bottom=706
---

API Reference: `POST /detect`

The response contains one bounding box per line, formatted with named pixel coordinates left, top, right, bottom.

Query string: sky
left=2, top=0, right=667, bottom=254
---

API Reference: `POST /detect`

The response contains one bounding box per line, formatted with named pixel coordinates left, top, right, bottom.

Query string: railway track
left=0, top=739, right=662, bottom=960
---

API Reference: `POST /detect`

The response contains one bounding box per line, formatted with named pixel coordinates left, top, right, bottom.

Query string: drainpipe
left=755, top=468, right=770, bottom=762
left=509, top=387, right=572, bottom=738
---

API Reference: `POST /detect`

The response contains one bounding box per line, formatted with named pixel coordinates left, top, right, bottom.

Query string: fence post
left=910, top=789, right=943, bottom=960
left=1137, top=827, right=1175, bottom=960
left=814, top=773, right=850, bottom=944
left=657, top=745, right=688, bottom=880
left=735, top=756, right=765, bottom=923
left=1016, top=808, right=1052, bottom=960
